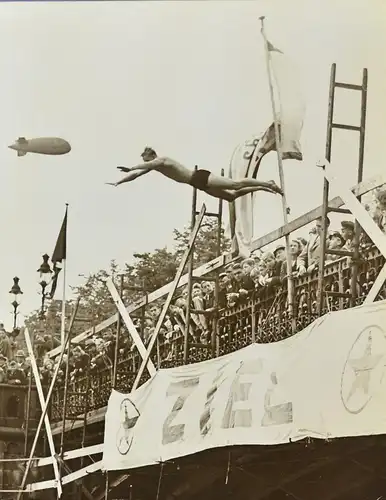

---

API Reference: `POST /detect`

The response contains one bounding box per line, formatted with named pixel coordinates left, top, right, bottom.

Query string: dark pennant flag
left=49, top=206, right=68, bottom=299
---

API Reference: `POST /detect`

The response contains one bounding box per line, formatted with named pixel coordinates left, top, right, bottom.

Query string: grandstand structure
left=1, top=64, right=386, bottom=500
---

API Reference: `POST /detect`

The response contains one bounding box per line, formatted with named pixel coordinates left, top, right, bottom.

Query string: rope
left=155, top=462, right=164, bottom=500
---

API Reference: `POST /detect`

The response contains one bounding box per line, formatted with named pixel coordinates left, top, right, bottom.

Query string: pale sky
left=0, top=0, right=385, bottom=330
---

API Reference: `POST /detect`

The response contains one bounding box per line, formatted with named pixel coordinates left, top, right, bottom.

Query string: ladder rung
left=332, top=123, right=361, bottom=132
left=328, top=207, right=352, bottom=214
left=326, top=291, right=352, bottom=298
left=190, top=343, right=211, bottom=349
left=191, top=309, right=213, bottom=315
left=195, top=211, right=220, bottom=218
left=191, top=276, right=217, bottom=283
left=335, top=82, right=363, bottom=91
left=325, top=249, right=354, bottom=257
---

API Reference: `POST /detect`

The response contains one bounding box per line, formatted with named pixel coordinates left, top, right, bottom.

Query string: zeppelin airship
left=8, top=137, right=71, bottom=156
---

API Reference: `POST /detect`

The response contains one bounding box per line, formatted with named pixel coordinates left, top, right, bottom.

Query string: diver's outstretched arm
left=119, top=158, right=164, bottom=173
left=106, top=169, right=150, bottom=187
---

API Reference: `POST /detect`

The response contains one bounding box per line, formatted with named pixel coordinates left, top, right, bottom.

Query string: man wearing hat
left=240, top=258, right=255, bottom=292
left=273, top=244, right=286, bottom=276
left=261, top=251, right=281, bottom=287
left=218, top=272, right=230, bottom=309
left=7, top=359, right=26, bottom=385
left=326, top=231, right=345, bottom=262
left=341, top=220, right=355, bottom=251
left=15, top=349, right=29, bottom=375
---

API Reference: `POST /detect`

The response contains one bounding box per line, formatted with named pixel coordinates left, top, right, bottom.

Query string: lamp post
left=37, top=254, right=52, bottom=318
left=9, top=276, right=23, bottom=336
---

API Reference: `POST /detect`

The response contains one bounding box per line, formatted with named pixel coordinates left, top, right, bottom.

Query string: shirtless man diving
left=107, top=147, right=283, bottom=202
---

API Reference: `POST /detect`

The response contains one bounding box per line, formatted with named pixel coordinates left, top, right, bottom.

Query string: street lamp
left=38, top=254, right=52, bottom=318
left=9, top=276, right=23, bottom=336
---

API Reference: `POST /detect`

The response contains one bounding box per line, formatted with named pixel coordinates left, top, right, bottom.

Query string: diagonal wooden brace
left=320, top=158, right=386, bottom=304
left=24, top=329, right=63, bottom=498
left=131, top=203, right=207, bottom=391
left=106, top=278, right=156, bottom=376
left=364, top=264, right=386, bottom=304
left=320, top=159, right=386, bottom=258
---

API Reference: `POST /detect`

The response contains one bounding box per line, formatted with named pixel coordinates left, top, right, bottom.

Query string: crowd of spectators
left=0, top=187, right=385, bottom=388
left=216, top=216, right=366, bottom=310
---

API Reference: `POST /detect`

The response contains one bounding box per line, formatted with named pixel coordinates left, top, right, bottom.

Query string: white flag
left=227, top=41, right=305, bottom=257
left=267, top=40, right=305, bottom=160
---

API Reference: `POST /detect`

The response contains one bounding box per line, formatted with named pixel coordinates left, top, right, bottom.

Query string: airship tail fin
left=17, top=150, right=27, bottom=157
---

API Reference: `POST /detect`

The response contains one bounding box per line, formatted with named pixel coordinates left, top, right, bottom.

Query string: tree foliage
left=173, top=219, right=230, bottom=268
left=24, top=219, right=231, bottom=337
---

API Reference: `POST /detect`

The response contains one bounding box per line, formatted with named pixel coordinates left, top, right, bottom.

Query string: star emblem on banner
left=340, top=324, right=386, bottom=414
left=115, top=398, right=140, bottom=455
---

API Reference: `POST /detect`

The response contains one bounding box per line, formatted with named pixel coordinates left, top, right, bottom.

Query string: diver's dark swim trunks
left=190, top=169, right=211, bottom=190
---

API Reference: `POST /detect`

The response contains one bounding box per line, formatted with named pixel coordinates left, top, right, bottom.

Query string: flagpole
left=61, top=259, right=67, bottom=345
left=60, top=204, right=68, bottom=345
left=259, top=16, right=295, bottom=330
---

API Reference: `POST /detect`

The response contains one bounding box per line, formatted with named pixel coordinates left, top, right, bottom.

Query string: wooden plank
left=132, top=204, right=207, bottom=391
left=27, top=461, right=103, bottom=492
left=250, top=173, right=386, bottom=252
left=62, top=460, right=102, bottom=485
left=106, top=278, right=156, bottom=376
left=26, top=478, right=57, bottom=492
left=24, top=329, right=63, bottom=498
left=37, top=443, right=103, bottom=467
left=58, top=457, right=94, bottom=500
left=47, top=171, right=385, bottom=360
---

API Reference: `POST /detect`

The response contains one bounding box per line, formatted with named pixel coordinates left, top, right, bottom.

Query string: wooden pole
left=60, top=203, right=69, bottom=346
left=106, top=280, right=156, bottom=376
left=259, top=17, right=295, bottom=330
left=317, top=63, right=336, bottom=315
left=59, top=314, right=73, bottom=473
left=213, top=169, right=224, bottom=357
left=112, top=274, right=124, bottom=388
left=24, top=329, right=63, bottom=498
left=350, top=68, right=368, bottom=306
left=132, top=204, right=206, bottom=391
left=17, top=299, right=80, bottom=500
left=184, top=166, right=198, bottom=364
left=23, top=330, right=34, bottom=457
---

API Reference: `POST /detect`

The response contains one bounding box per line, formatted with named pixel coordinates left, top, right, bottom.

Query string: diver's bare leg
left=203, top=185, right=280, bottom=202
left=207, top=172, right=282, bottom=195
left=229, top=186, right=280, bottom=200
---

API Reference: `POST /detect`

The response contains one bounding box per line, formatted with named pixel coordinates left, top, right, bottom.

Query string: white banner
left=228, top=136, right=262, bottom=257
left=103, top=300, right=386, bottom=471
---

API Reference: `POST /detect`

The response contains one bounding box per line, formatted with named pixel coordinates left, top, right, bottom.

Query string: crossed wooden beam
left=320, top=159, right=386, bottom=303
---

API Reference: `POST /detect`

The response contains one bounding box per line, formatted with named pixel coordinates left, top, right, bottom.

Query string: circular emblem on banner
left=116, top=398, right=140, bottom=455
left=340, top=324, right=386, bottom=414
